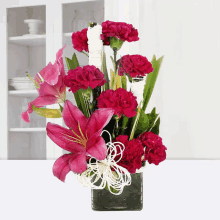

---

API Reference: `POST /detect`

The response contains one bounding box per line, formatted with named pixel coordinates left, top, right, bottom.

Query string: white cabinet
left=1, top=0, right=104, bottom=160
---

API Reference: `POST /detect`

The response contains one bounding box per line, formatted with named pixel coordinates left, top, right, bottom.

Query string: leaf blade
left=142, top=55, right=164, bottom=112
left=32, top=105, right=62, bottom=118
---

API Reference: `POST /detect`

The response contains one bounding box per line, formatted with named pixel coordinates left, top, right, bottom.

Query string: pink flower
left=71, top=28, right=89, bottom=52
left=46, top=100, right=114, bottom=182
left=114, top=135, right=144, bottom=174
left=21, top=46, right=66, bottom=123
left=64, top=65, right=106, bottom=93
left=101, top=20, right=139, bottom=45
left=118, top=54, right=154, bottom=78
left=138, top=132, right=167, bottom=165
left=97, top=88, right=138, bottom=118
left=71, top=27, right=110, bottom=52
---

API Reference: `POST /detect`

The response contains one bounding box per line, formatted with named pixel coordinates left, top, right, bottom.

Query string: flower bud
left=109, top=37, right=124, bottom=51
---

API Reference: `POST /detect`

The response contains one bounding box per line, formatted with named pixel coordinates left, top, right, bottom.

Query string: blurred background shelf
left=8, top=35, right=46, bottom=46
left=63, top=33, right=72, bottom=45
left=9, top=127, right=46, bottom=132
left=9, top=90, right=38, bottom=97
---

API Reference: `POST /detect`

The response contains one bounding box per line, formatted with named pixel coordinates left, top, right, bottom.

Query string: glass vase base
left=91, top=173, right=143, bottom=211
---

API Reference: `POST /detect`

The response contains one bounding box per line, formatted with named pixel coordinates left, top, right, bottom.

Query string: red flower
left=118, top=54, right=154, bottom=78
left=101, top=20, right=139, bottom=45
left=97, top=88, right=138, bottom=118
left=114, top=135, right=144, bottom=174
left=71, top=27, right=110, bottom=52
left=138, top=132, right=167, bottom=165
left=72, top=28, right=89, bottom=52
left=64, top=65, right=106, bottom=93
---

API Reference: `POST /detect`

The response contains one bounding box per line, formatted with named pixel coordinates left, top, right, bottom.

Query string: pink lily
left=38, top=45, right=66, bottom=85
left=21, top=45, right=66, bottom=123
left=46, top=100, right=114, bottom=182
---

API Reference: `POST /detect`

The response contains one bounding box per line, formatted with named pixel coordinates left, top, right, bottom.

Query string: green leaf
left=32, top=105, right=62, bottom=118
left=142, top=55, right=164, bottom=112
left=110, top=69, right=115, bottom=89
left=110, top=56, right=115, bottom=70
left=101, top=51, right=110, bottom=91
left=151, top=107, right=156, bottom=116
left=132, top=107, right=160, bottom=137
left=77, top=89, right=90, bottom=118
left=121, top=75, right=127, bottom=90
left=147, top=107, right=158, bottom=127
left=58, top=104, right=63, bottom=113
left=73, top=91, right=82, bottom=113
left=127, top=74, right=133, bottom=83
left=134, top=110, right=150, bottom=137
left=151, top=117, right=160, bottom=135
left=129, top=101, right=142, bottom=140
left=65, top=53, right=79, bottom=70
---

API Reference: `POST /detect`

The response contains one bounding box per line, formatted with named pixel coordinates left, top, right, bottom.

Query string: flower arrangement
left=21, top=20, right=166, bottom=198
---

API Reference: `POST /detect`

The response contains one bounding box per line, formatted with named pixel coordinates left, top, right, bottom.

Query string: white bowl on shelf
left=10, top=83, right=36, bottom=90
left=24, top=19, right=43, bottom=35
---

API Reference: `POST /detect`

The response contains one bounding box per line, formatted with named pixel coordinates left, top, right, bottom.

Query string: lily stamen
left=37, top=72, right=44, bottom=83
left=78, top=121, right=87, bottom=141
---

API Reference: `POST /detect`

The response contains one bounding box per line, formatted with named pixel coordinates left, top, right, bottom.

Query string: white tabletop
left=0, top=160, right=219, bottom=220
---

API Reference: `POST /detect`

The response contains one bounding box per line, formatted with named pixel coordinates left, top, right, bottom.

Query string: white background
left=1, top=1, right=220, bottom=219
left=0, top=160, right=220, bottom=220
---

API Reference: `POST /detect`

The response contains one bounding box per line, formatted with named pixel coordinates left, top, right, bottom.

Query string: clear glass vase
left=91, top=173, right=143, bottom=211
left=71, top=9, right=96, bottom=32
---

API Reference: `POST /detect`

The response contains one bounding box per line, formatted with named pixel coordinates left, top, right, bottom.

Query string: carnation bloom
left=46, top=100, right=114, bottom=182
left=114, top=135, right=144, bottom=174
left=97, top=88, right=138, bottom=118
left=138, top=131, right=167, bottom=165
left=64, top=65, right=106, bottom=93
left=72, top=28, right=89, bottom=52
left=118, top=54, right=154, bottom=78
left=101, top=20, right=139, bottom=45
left=21, top=45, right=66, bottom=123
left=71, top=27, right=110, bottom=52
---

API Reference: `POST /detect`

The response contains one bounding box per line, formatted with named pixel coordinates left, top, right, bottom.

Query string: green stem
left=121, top=116, right=129, bottom=135
left=113, top=116, right=120, bottom=138
left=113, top=48, right=118, bottom=89
left=81, top=91, right=91, bottom=117
left=92, top=86, right=101, bottom=111
left=80, top=51, right=89, bottom=57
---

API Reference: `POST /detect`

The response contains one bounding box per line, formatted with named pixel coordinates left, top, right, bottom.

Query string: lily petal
left=52, top=154, right=72, bottom=182
left=56, top=45, right=66, bottom=66
left=38, top=82, right=59, bottom=97
left=86, top=108, right=114, bottom=138
left=69, top=151, right=87, bottom=174
left=38, top=45, right=66, bottom=86
left=36, top=62, right=53, bottom=83
left=21, top=96, right=58, bottom=123
left=86, top=136, right=107, bottom=160
left=54, top=75, right=66, bottom=96
left=21, top=103, right=33, bottom=123
left=43, top=64, right=60, bottom=86
left=62, top=100, right=88, bottom=136
left=46, top=122, right=85, bottom=153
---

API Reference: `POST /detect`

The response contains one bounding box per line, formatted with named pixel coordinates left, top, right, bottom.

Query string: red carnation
left=101, top=20, right=139, bottom=45
left=114, top=135, right=144, bottom=174
left=97, top=88, right=138, bottom=118
left=64, top=65, right=106, bottom=93
left=71, top=27, right=110, bottom=52
left=71, top=28, right=89, bottom=52
left=118, top=54, right=154, bottom=78
left=138, top=132, right=167, bottom=165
